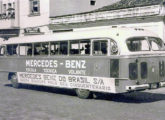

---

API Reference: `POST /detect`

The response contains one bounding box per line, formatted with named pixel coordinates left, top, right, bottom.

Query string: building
left=0, top=0, right=117, bottom=39
left=0, top=0, right=50, bottom=39
left=50, top=0, right=119, bottom=17
left=50, top=0, right=165, bottom=42
left=2, top=0, right=165, bottom=42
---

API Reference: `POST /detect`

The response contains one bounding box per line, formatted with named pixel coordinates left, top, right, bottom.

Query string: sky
left=50, top=0, right=120, bottom=17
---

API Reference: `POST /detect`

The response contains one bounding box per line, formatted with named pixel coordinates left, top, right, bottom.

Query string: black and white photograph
left=0, top=0, right=165, bottom=120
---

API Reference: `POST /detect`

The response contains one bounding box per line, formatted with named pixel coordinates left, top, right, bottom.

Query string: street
left=0, top=72, right=165, bottom=120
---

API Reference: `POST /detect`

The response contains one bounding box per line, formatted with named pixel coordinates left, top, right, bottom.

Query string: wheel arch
left=8, top=72, right=17, bottom=80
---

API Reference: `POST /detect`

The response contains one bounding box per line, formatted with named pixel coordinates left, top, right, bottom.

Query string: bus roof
left=0, top=27, right=159, bottom=45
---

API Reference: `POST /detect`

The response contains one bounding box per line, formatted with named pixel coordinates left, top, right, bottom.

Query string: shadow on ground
left=5, top=84, right=77, bottom=97
left=4, top=83, right=165, bottom=103
left=94, top=91, right=165, bottom=103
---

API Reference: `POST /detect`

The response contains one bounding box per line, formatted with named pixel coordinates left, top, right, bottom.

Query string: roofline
left=50, top=5, right=162, bottom=26
left=50, top=4, right=162, bottom=18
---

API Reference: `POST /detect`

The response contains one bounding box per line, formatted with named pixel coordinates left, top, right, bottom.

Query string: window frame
left=6, top=44, right=19, bottom=56
left=2, top=38, right=119, bottom=57
left=29, top=0, right=40, bottom=16
left=69, top=39, right=91, bottom=56
left=33, top=42, right=49, bottom=56
left=148, top=37, right=165, bottom=51
left=92, top=39, right=109, bottom=56
left=50, top=41, right=60, bottom=55
left=0, top=45, right=6, bottom=56
left=19, top=43, right=33, bottom=56
left=126, top=37, right=151, bottom=52
left=69, top=40, right=80, bottom=55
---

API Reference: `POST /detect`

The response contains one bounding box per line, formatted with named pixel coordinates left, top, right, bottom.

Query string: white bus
left=0, top=27, right=165, bottom=99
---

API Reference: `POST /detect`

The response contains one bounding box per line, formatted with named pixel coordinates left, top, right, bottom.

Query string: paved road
left=0, top=72, right=165, bottom=120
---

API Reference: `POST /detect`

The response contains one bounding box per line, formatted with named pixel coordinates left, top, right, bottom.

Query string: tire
left=75, top=88, right=92, bottom=99
left=11, top=74, right=20, bottom=88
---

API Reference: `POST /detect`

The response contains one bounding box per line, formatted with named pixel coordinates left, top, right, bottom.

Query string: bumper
left=126, top=82, right=165, bottom=91
left=160, top=82, right=165, bottom=87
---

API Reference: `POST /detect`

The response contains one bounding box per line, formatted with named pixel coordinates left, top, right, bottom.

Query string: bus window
left=59, top=41, right=68, bottom=55
left=50, top=42, right=60, bottom=55
left=7, top=45, right=12, bottom=55
left=19, top=44, right=32, bottom=56
left=40, top=42, right=49, bottom=55
left=80, top=40, right=90, bottom=55
left=93, top=40, right=107, bottom=55
left=13, top=45, right=18, bottom=55
left=110, top=40, right=118, bottom=55
left=6, top=44, right=19, bottom=56
left=148, top=37, right=165, bottom=51
left=70, top=40, right=79, bottom=55
left=0, top=46, right=5, bottom=56
left=34, top=43, right=41, bottom=55
left=126, top=37, right=150, bottom=52
left=69, top=39, right=91, bottom=55
left=34, top=42, right=49, bottom=56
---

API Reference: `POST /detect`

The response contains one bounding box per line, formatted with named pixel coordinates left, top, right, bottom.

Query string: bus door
left=138, top=57, right=159, bottom=85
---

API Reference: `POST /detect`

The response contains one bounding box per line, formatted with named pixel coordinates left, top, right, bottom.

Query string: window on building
left=13, top=2, right=15, bottom=9
left=8, top=3, right=12, bottom=8
left=90, top=0, right=96, bottom=6
left=7, top=2, right=15, bottom=19
left=2, top=4, right=7, bottom=18
left=3, top=4, right=6, bottom=13
left=29, top=0, right=40, bottom=16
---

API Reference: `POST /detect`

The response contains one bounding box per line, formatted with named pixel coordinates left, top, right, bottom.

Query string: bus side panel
left=0, top=56, right=118, bottom=93
left=0, top=56, right=110, bottom=77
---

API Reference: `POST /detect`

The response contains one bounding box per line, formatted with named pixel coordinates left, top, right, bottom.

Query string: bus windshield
left=126, top=37, right=165, bottom=52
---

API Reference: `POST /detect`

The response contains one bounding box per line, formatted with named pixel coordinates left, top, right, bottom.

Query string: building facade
left=50, top=1, right=165, bottom=42
left=0, top=0, right=118, bottom=39
left=49, top=0, right=119, bottom=17
left=0, top=0, right=50, bottom=39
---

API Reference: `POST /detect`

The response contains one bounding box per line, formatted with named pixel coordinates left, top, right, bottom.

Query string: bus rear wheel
left=11, top=74, right=20, bottom=88
left=75, top=89, right=92, bottom=99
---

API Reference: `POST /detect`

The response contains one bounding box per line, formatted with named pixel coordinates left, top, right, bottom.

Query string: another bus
left=0, top=27, right=165, bottom=99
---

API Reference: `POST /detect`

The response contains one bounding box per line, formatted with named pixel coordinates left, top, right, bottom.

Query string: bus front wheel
left=11, top=74, right=20, bottom=88
left=75, top=89, right=92, bottom=99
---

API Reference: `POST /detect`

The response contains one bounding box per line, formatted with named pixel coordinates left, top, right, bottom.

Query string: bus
left=0, top=27, right=165, bottom=99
